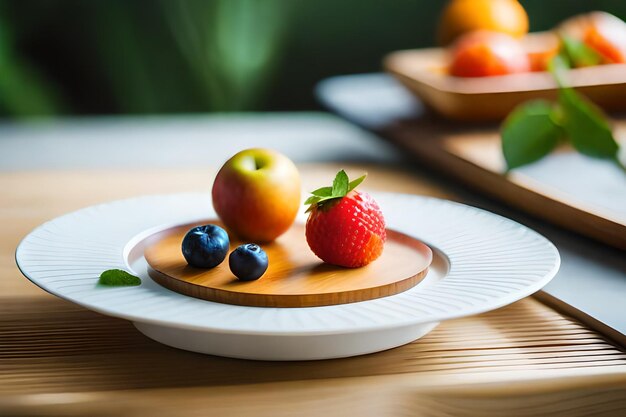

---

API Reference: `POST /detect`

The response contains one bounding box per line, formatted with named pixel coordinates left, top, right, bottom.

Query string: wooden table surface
left=2, top=164, right=626, bottom=416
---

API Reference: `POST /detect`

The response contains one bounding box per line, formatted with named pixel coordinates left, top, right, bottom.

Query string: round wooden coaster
left=144, top=221, right=432, bottom=308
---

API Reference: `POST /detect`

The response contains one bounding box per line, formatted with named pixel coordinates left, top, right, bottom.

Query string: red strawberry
left=305, top=170, right=386, bottom=268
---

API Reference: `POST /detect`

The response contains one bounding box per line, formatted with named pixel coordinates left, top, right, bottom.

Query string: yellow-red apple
left=212, top=148, right=301, bottom=242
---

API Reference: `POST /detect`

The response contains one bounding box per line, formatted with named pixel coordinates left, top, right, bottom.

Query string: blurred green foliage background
left=0, top=0, right=625, bottom=118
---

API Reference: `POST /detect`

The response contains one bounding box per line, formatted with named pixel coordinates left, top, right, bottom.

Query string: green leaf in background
left=0, top=16, right=64, bottom=117
left=501, top=101, right=563, bottom=170
left=163, top=0, right=290, bottom=111
left=503, top=53, right=623, bottom=171
left=99, top=269, right=142, bottom=287
left=559, top=88, right=619, bottom=159
left=561, top=36, right=602, bottom=68
left=547, top=52, right=571, bottom=88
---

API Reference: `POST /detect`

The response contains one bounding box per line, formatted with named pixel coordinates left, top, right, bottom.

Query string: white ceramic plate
left=16, top=193, right=560, bottom=360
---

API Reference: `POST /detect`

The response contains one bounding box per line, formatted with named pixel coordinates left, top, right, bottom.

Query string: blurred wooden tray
left=378, top=120, right=626, bottom=250
left=384, top=35, right=626, bottom=121
left=318, top=72, right=626, bottom=249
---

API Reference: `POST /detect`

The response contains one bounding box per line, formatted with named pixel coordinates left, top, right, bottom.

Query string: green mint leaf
left=348, top=174, right=367, bottom=192
left=304, top=195, right=323, bottom=205
left=305, top=170, right=368, bottom=212
left=331, top=170, right=349, bottom=197
left=316, top=196, right=340, bottom=204
left=99, top=269, right=141, bottom=286
left=305, top=195, right=342, bottom=213
left=310, top=186, right=333, bottom=197
left=502, top=100, right=563, bottom=170
left=559, top=88, right=619, bottom=158
left=562, top=36, right=602, bottom=68
left=306, top=200, right=329, bottom=213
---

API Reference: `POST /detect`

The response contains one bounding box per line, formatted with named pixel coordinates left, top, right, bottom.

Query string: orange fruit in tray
left=438, top=0, right=529, bottom=45
left=449, top=31, right=531, bottom=77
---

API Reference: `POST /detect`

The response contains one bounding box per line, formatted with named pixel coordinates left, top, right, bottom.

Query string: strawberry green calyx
left=304, top=170, right=366, bottom=213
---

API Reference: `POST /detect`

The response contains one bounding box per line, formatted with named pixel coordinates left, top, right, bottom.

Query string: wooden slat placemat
left=1, top=165, right=625, bottom=416
left=0, top=295, right=624, bottom=392
left=1, top=296, right=625, bottom=416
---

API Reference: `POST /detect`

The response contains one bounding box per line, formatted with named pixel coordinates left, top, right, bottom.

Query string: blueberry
left=229, top=244, right=268, bottom=281
left=181, top=224, right=230, bottom=268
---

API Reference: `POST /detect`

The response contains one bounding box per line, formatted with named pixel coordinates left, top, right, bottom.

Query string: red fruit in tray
left=449, top=30, right=531, bottom=77
left=525, top=33, right=560, bottom=72
left=559, top=12, right=626, bottom=65
left=305, top=170, right=386, bottom=268
left=583, top=12, right=626, bottom=64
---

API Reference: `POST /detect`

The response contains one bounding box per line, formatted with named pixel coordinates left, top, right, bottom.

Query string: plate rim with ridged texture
left=15, top=192, right=560, bottom=336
